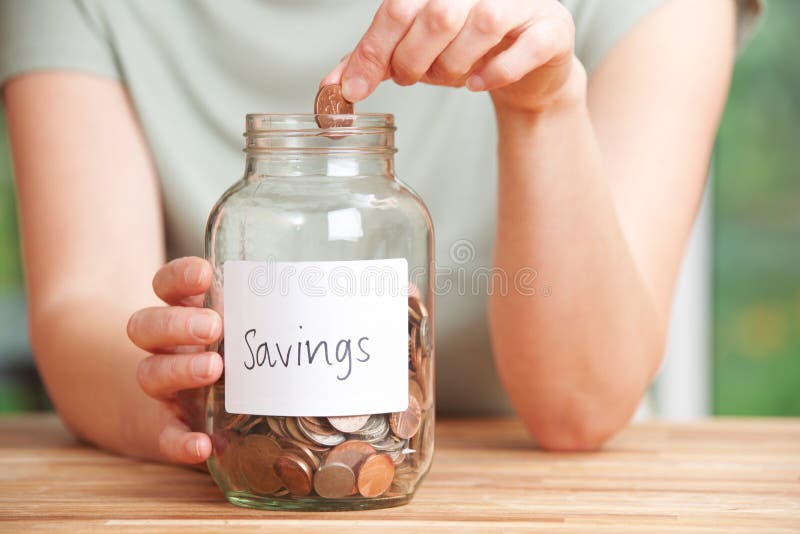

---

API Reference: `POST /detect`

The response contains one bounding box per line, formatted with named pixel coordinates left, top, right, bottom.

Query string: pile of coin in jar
left=212, top=290, right=433, bottom=500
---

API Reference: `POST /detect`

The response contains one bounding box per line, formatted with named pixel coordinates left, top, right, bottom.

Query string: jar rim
left=244, top=113, right=396, bottom=155
left=246, top=113, right=394, bottom=133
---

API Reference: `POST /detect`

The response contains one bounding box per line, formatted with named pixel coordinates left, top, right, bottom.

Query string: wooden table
left=1, top=414, right=798, bottom=532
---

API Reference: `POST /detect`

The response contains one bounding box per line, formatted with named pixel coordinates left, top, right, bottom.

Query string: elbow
left=529, top=418, right=618, bottom=452
left=521, top=401, right=635, bottom=452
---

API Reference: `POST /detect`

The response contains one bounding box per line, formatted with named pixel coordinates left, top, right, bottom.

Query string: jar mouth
left=244, top=113, right=396, bottom=155
left=246, top=113, right=394, bottom=133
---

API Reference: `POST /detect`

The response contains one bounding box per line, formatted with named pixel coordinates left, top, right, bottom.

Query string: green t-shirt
left=0, top=0, right=759, bottom=415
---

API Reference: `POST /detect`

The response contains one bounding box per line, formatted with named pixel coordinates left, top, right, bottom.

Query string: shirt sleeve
left=564, top=0, right=764, bottom=74
left=0, top=0, right=119, bottom=88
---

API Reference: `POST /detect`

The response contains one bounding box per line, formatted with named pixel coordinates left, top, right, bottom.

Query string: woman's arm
left=490, top=0, right=736, bottom=449
left=5, top=72, right=169, bottom=458
left=329, top=0, right=739, bottom=450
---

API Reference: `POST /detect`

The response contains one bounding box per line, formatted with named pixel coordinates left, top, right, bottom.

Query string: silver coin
left=353, top=415, right=390, bottom=442
left=297, top=417, right=345, bottom=447
left=418, top=316, right=432, bottom=358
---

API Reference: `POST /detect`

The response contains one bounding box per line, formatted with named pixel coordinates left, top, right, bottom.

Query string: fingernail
left=466, top=74, right=485, bottom=91
left=192, top=355, right=214, bottom=378
left=190, top=314, right=216, bottom=339
left=342, top=76, right=368, bottom=102
left=186, top=438, right=200, bottom=459
left=184, top=263, right=204, bottom=287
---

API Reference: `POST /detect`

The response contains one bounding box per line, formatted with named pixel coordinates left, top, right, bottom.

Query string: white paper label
left=223, top=258, right=409, bottom=416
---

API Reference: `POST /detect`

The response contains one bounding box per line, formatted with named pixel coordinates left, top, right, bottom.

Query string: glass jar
left=204, top=113, right=435, bottom=511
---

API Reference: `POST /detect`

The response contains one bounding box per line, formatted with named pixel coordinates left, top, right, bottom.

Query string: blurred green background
left=713, top=0, right=800, bottom=415
left=0, top=1, right=798, bottom=416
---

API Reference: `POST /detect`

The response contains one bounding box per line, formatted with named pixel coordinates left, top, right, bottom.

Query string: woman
left=1, top=0, right=759, bottom=464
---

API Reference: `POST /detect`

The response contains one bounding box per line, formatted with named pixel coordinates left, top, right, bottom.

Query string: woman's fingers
left=152, top=257, right=213, bottom=306
left=429, top=0, right=534, bottom=86
left=138, top=351, right=223, bottom=401
left=390, top=0, right=473, bottom=86
left=159, top=414, right=213, bottom=464
left=341, top=0, right=427, bottom=102
left=336, top=0, right=574, bottom=98
left=128, top=306, right=221, bottom=351
left=468, top=14, right=575, bottom=92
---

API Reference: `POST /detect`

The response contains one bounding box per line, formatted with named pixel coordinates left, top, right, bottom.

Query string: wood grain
left=1, top=414, right=798, bottom=532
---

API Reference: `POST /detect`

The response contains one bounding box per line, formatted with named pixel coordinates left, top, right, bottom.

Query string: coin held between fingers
left=314, top=84, right=354, bottom=129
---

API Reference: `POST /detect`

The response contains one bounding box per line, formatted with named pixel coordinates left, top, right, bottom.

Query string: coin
left=300, top=417, right=336, bottom=436
left=285, top=417, right=312, bottom=444
left=328, top=415, right=370, bottom=433
left=407, top=282, right=421, bottom=300
left=351, top=414, right=390, bottom=443
left=314, top=84, right=354, bottom=129
left=265, top=416, right=282, bottom=437
left=371, top=435, right=406, bottom=453
left=408, top=295, right=428, bottom=322
left=408, top=304, right=421, bottom=325
left=356, top=453, right=395, bottom=498
left=240, top=416, right=263, bottom=433
left=408, top=324, right=418, bottom=366
left=297, top=417, right=346, bottom=447
left=418, top=315, right=432, bottom=356
left=313, top=462, right=356, bottom=498
left=326, top=440, right=376, bottom=471
left=390, top=394, right=422, bottom=439
left=224, top=413, right=249, bottom=431
left=219, top=433, right=248, bottom=490
left=387, top=447, right=406, bottom=465
left=275, top=451, right=314, bottom=496
left=408, top=378, right=425, bottom=410
left=410, top=335, right=422, bottom=374
left=277, top=437, right=321, bottom=470
left=237, top=434, right=283, bottom=494
left=418, top=355, right=433, bottom=409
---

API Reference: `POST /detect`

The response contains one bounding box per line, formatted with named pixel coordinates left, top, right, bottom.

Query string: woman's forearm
left=30, top=298, right=166, bottom=460
left=489, top=72, right=665, bottom=450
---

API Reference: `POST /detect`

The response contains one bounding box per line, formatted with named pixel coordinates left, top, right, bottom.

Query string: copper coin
left=285, top=417, right=311, bottom=443
left=314, top=84, right=354, bottom=129
left=416, top=354, right=433, bottom=410
left=408, top=378, right=425, bottom=410
left=277, top=437, right=321, bottom=470
left=224, top=413, right=248, bottom=431
left=237, top=434, right=283, bottom=494
left=241, top=416, right=263, bottom=432
left=266, top=416, right=286, bottom=437
left=408, top=304, right=421, bottom=325
left=220, top=433, right=248, bottom=490
left=409, top=295, right=428, bottom=320
left=407, top=282, right=421, bottom=300
left=390, top=394, right=421, bottom=439
left=275, top=451, right=313, bottom=496
left=408, top=325, right=418, bottom=363
left=356, top=453, right=395, bottom=498
left=326, top=440, right=376, bottom=471
left=410, top=332, right=422, bottom=373
left=327, top=415, right=370, bottom=433
left=313, top=462, right=356, bottom=499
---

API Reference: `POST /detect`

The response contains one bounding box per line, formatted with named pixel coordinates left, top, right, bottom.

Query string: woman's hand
left=127, top=257, right=223, bottom=464
left=322, top=0, right=579, bottom=114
